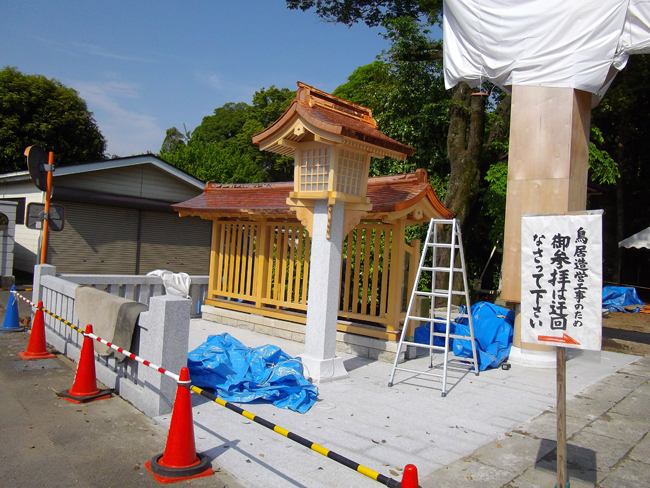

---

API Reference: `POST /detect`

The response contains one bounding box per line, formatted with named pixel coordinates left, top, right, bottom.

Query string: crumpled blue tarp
left=412, top=302, right=514, bottom=371
left=187, top=333, right=318, bottom=413
left=414, top=318, right=456, bottom=347
left=453, top=302, right=515, bottom=371
left=602, top=285, right=645, bottom=312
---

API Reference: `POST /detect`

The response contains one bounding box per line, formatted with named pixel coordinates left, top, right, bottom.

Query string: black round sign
left=24, top=145, right=49, bottom=192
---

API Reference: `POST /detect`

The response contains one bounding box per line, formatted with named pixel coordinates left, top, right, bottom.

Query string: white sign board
left=521, top=211, right=603, bottom=351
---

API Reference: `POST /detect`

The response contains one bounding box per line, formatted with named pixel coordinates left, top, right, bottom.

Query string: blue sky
left=2, top=1, right=389, bottom=157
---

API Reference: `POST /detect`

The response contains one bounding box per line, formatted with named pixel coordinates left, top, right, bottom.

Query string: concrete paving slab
left=629, top=432, right=650, bottom=464
left=168, top=318, right=640, bottom=488
left=510, top=463, right=600, bottom=488
left=565, top=429, right=633, bottom=474
left=465, top=432, right=554, bottom=474
left=584, top=411, right=650, bottom=444
left=423, top=459, right=519, bottom=488
left=598, top=459, right=650, bottom=488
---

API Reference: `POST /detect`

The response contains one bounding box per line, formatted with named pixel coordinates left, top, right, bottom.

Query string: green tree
left=160, top=126, right=188, bottom=155
left=161, top=86, right=295, bottom=183
left=289, top=3, right=486, bottom=232
left=590, top=54, right=650, bottom=287
left=0, top=66, right=106, bottom=172
left=191, top=102, right=249, bottom=142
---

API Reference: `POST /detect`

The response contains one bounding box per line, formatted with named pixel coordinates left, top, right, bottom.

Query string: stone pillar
left=301, top=200, right=348, bottom=383
left=0, top=201, right=17, bottom=288
left=32, top=264, right=57, bottom=305
left=501, top=86, right=591, bottom=366
left=126, top=295, right=191, bottom=417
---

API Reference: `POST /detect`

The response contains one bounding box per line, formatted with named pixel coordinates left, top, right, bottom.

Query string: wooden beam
left=501, top=86, right=591, bottom=304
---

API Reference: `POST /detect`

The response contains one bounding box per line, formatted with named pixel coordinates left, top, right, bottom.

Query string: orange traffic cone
left=56, top=324, right=112, bottom=403
left=17, top=301, right=55, bottom=359
left=146, top=367, right=214, bottom=484
left=401, top=464, right=421, bottom=488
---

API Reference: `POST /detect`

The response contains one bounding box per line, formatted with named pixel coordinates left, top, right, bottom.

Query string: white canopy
left=443, top=0, right=650, bottom=102
left=619, top=226, right=650, bottom=248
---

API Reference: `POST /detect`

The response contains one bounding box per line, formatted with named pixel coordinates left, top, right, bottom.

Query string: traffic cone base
left=56, top=388, right=112, bottom=404
left=56, top=324, right=111, bottom=403
left=1, top=287, right=24, bottom=333
left=18, top=301, right=55, bottom=359
left=0, top=326, right=24, bottom=333
left=17, top=350, right=55, bottom=360
left=145, top=453, right=214, bottom=484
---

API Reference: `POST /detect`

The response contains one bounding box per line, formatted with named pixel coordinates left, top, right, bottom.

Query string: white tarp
left=619, top=226, right=650, bottom=248
left=443, top=0, right=650, bottom=100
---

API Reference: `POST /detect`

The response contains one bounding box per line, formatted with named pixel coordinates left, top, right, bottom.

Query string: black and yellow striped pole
left=12, top=291, right=419, bottom=487
left=190, top=385, right=407, bottom=488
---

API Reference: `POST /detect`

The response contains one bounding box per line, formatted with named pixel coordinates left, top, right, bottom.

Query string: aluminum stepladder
left=388, top=218, right=479, bottom=397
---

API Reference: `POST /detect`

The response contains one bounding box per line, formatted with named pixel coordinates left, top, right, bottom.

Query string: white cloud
left=74, top=80, right=164, bottom=157
left=36, top=37, right=155, bottom=63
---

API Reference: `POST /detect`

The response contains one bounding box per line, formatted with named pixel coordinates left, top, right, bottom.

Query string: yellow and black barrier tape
left=190, top=385, right=404, bottom=488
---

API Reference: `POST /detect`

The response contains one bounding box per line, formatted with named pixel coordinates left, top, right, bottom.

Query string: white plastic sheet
left=146, top=269, right=191, bottom=298
left=443, top=0, right=650, bottom=100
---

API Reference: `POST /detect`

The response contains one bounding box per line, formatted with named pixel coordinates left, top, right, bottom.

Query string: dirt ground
left=602, top=309, right=650, bottom=356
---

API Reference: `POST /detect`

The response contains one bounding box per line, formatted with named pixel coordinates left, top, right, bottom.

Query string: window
left=300, top=148, right=330, bottom=192
left=336, top=149, right=365, bottom=196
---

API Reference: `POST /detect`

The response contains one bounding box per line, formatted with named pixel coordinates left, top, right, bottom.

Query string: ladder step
left=393, top=367, right=445, bottom=379
left=425, top=242, right=460, bottom=249
left=420, top=266, right=465, bottom=273
left=405, top=312, right=470, bottom=323
left=431, top=288, right=467, bottom=296
left=414, top=290, right=466, bottom=298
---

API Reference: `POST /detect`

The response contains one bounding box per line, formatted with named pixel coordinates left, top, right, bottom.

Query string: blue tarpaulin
left=413, top=302, right=514, bottom=371
left=187, top=334, right=318, bottom=413
left=602, top=285, right=645, bottom=312
left=414, top=318, right=455, bottom=347
left=453, top=302, right=515, bottom=371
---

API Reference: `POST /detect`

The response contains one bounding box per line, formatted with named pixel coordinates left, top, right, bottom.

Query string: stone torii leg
left=501, top=85, right=592, bottom=365
left=301, top=199, right=348, bottom=383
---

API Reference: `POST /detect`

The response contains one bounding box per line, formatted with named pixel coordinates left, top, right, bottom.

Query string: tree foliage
left=0, top=66, right=106, bottom=173
left=590, top=54, right=650, bottom=287
left=333, top=18, right=452, bottom=195
left=287, top=0, right=443, bottom=27
left=160, top=86, right=295, bottom=183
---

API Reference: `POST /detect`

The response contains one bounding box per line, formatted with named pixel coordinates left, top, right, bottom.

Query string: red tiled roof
left=173, top=169, right=453, bottom=220
left=251, top=82, right=414, bottom=158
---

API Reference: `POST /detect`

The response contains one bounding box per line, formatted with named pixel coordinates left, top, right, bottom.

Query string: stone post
left=123, top=295, right=191, bottom=417
left=301, top=200, right=348, bottom=382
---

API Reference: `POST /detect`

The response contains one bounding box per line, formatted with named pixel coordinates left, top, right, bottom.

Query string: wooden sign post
left=521, top=211, right=603, bottom=487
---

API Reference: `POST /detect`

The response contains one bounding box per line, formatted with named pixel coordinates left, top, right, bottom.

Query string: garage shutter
left=47, top=202, right=139, bottom=274
left=137, top=211, right=211, bottom=275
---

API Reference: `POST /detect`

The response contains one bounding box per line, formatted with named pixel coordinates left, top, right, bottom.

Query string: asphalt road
left=0, top=292, right=244, bottom=488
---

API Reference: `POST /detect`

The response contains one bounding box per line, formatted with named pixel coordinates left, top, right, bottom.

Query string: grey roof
left=0, top=154, right=204, bottom=190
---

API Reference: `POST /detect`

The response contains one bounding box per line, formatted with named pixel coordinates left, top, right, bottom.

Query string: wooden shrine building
left=174, top=83, right=453, bottom=342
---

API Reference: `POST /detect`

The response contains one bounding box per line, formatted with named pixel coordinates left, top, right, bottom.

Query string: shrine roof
left=251, top=82, right=414, bottom=159
left=174, top=169, right=453, bottom=221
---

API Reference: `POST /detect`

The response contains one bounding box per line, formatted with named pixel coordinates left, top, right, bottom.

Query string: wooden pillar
left=207, top=220, right=221, bottom=300
left=501, top=86, right=591, bottom=351
left=386, top=220, right=406, bottom=334
left=254, top=219, right=270, bottom=308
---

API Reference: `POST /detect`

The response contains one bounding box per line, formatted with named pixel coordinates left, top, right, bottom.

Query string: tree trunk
left=434, top=82, right=487, bottom=305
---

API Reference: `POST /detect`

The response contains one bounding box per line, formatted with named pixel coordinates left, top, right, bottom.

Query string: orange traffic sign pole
left=39, top=151, right=54, bottom=264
